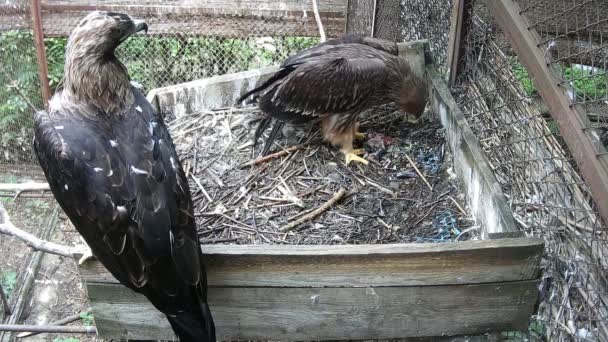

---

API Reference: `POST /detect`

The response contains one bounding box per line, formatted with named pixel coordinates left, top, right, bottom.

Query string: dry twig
left=280, top=188, right=347, bottom=231
left=404, top=152, right=433, bottom=191
left=240, top=145, right=308, bottom=168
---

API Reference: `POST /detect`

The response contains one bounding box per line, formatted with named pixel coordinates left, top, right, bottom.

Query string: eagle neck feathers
left=62, top=48, right=134, bottom=115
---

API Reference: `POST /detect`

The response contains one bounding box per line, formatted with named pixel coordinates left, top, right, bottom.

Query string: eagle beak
left=133, top=19, right=148, bottom=34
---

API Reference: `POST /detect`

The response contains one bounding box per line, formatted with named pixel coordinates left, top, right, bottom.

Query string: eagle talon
left=344, top=151, right=369, bottom=165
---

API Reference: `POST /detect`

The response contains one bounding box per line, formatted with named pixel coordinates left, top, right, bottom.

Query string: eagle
left=33, top=11, right=215, bottom=342
left=238, top=34, right=429, bottom=165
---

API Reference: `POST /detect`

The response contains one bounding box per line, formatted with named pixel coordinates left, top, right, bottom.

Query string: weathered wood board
left=428, top=68, right=520, bottom=239
left=80, top=238, right=543, bottom=340
left=88, top=280, right=539, bottom=341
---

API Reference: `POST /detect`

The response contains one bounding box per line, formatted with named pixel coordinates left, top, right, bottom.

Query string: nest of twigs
left=168, top=104, right=477, bottom=245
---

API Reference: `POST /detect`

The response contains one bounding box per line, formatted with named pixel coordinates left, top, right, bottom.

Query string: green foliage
left=563, top=66, right=608, bottom=100
left=53, top=338, right=80, bottom=342
left=0, top=31, right=318, bottom=157
left=79, top=311, right=94, bottom=326
left=510, top=59, right=536, bottom=96
left=1, top=271, right=18, bottom=298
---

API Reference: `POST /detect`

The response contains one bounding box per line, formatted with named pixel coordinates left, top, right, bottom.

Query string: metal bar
left=0, top=324, right=96, bottom=334
left=484, top=0, right=608, bottom=228
left=30, top=0, right=51, bottom=108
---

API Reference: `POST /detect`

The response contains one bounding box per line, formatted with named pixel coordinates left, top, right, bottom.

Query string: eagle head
left=68, top=11, right=148, bottom=56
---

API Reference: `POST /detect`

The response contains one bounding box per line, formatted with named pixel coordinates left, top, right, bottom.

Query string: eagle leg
left=354, top=122, right=366, bottom=140
left=344, top=150, right=369, bottom=165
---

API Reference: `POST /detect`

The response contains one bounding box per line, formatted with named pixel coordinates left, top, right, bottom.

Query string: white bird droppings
left=93, top=167, right=104, bottom=172
left=135, top=105, right=143, bottom=112
left=130, top=165, right=149, bottom=175
left=169, top=157, right=176, bottom=170
left=108, top=169, right=114, bottom=177
left=109, top=139, right=118, bottom=147
left=54, top=125, right=64, bottom=130
left=64, top=184, right=69, bottom=190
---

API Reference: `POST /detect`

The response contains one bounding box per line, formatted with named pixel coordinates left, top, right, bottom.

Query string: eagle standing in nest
left=238, top=34, right=429, bottom=165
left=33, top=11, right=215, bottom=342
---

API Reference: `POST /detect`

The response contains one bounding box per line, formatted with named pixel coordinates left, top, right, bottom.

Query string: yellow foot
left=354, top=132, right=366, bottom=140
left=344, top=149, right=369, bottom=165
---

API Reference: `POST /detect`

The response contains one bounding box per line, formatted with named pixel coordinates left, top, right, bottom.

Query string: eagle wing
left=260, top=46, right=390, bottom=118
left=34, top=90, right=203, bottom=310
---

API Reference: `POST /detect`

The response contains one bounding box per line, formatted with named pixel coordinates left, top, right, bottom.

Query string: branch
left=0, top=324, right=96, bottom=335
left=311, top=0, right=326, bottom=42
left=280, top=188, right=347, bottom=231
left=0, top=182, right=50, bottom=193
left=0, top=204, right=83, bottom=258
left=0, top=64, right=40, bottom=113
left=17, top=310, right=90, bottom=338
left=239, top=145, right=308, bottom=168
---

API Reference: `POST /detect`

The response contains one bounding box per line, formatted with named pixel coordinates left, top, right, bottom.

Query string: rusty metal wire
left=454, top=1, right=608, bottom=340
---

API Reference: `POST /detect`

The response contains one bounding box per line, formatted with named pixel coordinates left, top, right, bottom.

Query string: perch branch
left=0, top=182, right=50, bottom=193
left=403, top=152, right=433, bottom=191
left=240, top=145, right=308, bottom=168
left=311, top=0, right=326, bottom=42
left=17, top=310, right=90, bottom=338
left=0, top=324, right=96, bottom=334
left=0, top=204, right=83, bottom=258
left=280, top=188, right=347, bottom=231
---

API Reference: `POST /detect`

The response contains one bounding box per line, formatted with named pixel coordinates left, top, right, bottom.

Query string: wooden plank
left=80, top=238, right=543, bottom=286
left=86, top=279, right=539, bottom=340
left=37, top=7, right=346, bottom=38
left=345, top=0, right=376, bottom=36
left=446, top=0, right=472, bottom=85
left=485, top=0, right=608, bottom=228
left=428, top=67, right=520, bottom=239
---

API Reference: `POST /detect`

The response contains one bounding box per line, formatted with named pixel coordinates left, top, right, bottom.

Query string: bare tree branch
left=0, top=204, right=84, bottom=258
left=0, top=182, right=50, bottom=193
left=311, top=0, right=326, bottom=42
left=0, top=324, right=96, bottom=335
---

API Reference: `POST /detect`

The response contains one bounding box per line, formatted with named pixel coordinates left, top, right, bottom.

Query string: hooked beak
left=132, top=19, right=148, bottom=34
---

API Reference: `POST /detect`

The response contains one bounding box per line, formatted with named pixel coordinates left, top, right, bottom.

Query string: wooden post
left=30, top=0, right=51, bottom=108
left=345, top=0, right=376, bottom=36
left=446, top=0, right=472, bottom=85
left=485, top=0, right=608, bottom=228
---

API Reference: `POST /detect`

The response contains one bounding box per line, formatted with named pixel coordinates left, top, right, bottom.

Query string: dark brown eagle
left=238, top=34, right=428, bottom=165
left=33, top=11, right=215, bottom=342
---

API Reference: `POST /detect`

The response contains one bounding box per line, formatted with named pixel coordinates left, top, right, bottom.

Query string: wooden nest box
left=78, top=40, right=544, bottom=341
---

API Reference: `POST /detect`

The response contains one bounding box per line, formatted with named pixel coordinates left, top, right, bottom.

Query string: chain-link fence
left=0, top=1, right=45, bottom=177
left=0, top=0, right=346, bottom=176
left=450, top=0, right=608, bottom=340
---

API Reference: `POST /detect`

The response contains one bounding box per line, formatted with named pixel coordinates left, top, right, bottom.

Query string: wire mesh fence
left=0, top=1, right=45, bottom=177
left=0, top=0, right=344, bottom=176
left=453, top=0, right=608, bottom=340
left=516, top=0, right=608, bottom=154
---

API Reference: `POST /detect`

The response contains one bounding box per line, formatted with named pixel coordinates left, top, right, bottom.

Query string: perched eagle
left=238, top=34, right=428, bottom=165
left=33, top=11, right=215, bottom=342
